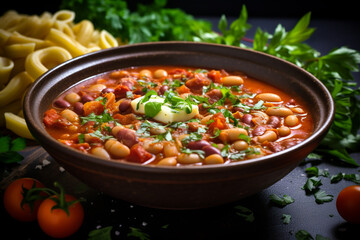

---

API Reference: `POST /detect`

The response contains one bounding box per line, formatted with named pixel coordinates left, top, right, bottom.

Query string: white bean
left=177, top=153, right=202, bottom=164
left=222, top=76, right=244, bottom=86
left=91, top=147, right=110, bottom=159
left=255, top=93, right=282, bottom=102
left=60, top=109, right=79, bottom=122
left=257, top=130, right=277, bottom=143
left=105, top=139, right=130, bottom=158
left=266, top=107, right=293, bottom=117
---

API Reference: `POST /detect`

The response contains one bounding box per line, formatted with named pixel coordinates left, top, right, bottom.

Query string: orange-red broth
left=43, top=66, right=313, bottom=166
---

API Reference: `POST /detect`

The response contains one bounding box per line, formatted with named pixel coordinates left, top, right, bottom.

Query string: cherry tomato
left=3, top=177, right=45, bottom=222
left=336, top=185, right=360, bottom=224
left=37, top=194, right=84, bottom=238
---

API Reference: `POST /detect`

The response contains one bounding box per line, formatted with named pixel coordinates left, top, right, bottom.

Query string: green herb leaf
left=281, top=214, right=291, bottom=224
left=144, top=101, right=162, bottom=118
left=302, top=176, right=322, bottom=193
left=89, top=130, right=114, bottom=141
left=234, top=205, right=255, bottom=223
left=269, top=194, right=295, bottom=207
left=181, top=148, right=205, bottom=159
left=0, top=136, right=11, bottom=153
left=295, top=230, right=314, bottom=240
left=80, top=111, right=114, bottom=125
left=314, top=190, right=333, bottom=204
left=0, top=135, right=26, bottom=164
left=88, top=226, right=113, bottom=240
left=127, top=227, right=150, bottom=240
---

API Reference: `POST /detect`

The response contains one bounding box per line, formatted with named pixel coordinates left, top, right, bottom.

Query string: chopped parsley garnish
left=269, top=194, right=295, bottom=207
left=181, top=148, right=205, bottom=159
left=0, top=135, right=26, bottom=164
left=89, top=130, right=114, bottom=141
left=80, top=110, right=114, bottom=125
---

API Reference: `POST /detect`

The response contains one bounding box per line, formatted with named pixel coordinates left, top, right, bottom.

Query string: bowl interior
left=24, top=41, right=334, bottom=171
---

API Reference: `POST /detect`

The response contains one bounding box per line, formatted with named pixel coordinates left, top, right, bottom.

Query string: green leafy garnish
left=80, top=111, right=114, bottom=125
left=234, top=205, right=255, bottom=223
left=314, top=190, right=333, bottom=204
left=88, top=226, right=113, bottom=240
left=144, top=101, right=162, bottom=118
left=180, top=148, right=205, bottom=159
left=269, top=194, right=295, bottom=207
left=127, top=227, right=151, bottom=240
left=302, top=176, right=322, bottom=193
left=0, top=135, right=26, bottom=164
left=89, top=130, right=114, bottom=141
left=295, top=230, right=330, bottom=240
left=281, top=214, right=291, bottom=224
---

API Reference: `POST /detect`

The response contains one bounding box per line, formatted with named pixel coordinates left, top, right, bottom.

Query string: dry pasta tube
left=0, top=10, right=23, bottom=30
left=53, top=21, right=76, bottom=39
left=0, top=99, right=21, bottom=126
left=7, top=32, right=53, bottom=50
left=25, top=46, right=72, bottom=80
left=52, top=10, right=75, bottom=24
left=99, top=30, right=119, bottom=49
left=4, top=42, right=36, bottom=59
left=0, top=29, right=11, bottom=46
left=0, top=71, right=33, bottom=108
left=4, top=112, right=34, bottom=140
left=46, top=28, right=94, bottom=57
left=0, top=56, right=14, bottom=87
left=72, top=20, right=94, bottom=47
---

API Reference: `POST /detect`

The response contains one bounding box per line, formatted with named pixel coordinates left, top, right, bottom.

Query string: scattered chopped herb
left=234, top=205, right=255, bottom=223
left=330, top=172, right=360, bottom=184
left=89, top=130, right=114, bottom=141
left=127, top=227, right=151, bottom=240
left=295, top=230, right=330, bottom=240
left=282, top=214, right=292, bottom=224
left=302, top=176, right=322, bottom=194
left=80, top=111, right=114, bottom=125
left=181, top=132, right=203, bottom=145
left=78, top=133, right=85, bottom=143
left=305, top=166, right=329, bottom=177
left=314, top=190, right=333, bottom=204
left=269, top=194, right=295, bottom=207
left=180, top=148, right=205, bottom=159
left=0, top=135, right=26, bottom=164
left=88, top=226, right=113, bottom=240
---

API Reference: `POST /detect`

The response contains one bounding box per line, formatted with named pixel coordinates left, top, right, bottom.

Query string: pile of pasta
left=0, top=10, right=119, bottom=139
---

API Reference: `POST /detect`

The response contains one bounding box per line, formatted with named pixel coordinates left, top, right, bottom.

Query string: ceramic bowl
left=24, top=42, right=334, bottom=209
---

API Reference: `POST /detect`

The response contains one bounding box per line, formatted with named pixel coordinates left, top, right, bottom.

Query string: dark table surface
left=0, top=16, right=359, bottom=240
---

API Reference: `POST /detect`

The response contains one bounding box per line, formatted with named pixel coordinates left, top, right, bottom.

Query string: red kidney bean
left=119, top=99, right=131, bottom=113
left=202, top=145, right=221, bottom=157
left=116, top=128, right=139, bottom=148
left=187, top=140, right=211, bottom=150
left=54, top=99, right=70, bottom=108
left=158, top=85, right=169, bottom=95
left=133, top=89, right=145, bottom=96
left=102, top=88, right=114, bottom=93
left=73, top=102, right=84, bottom=115
left=81, top=94, right=94, bottom=103
left=242, top=114, right=253, bottom=125
left=252, top=125, right=266, bottom=136
left=268, top=116, right=280, bottom=128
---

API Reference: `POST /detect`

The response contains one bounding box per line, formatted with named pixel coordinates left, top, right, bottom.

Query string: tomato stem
left=50, top=182, right=85, bottom=216
left=20, top=182, right=50, bottom=212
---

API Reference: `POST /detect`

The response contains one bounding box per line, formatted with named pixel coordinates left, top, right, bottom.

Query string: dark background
left=2, top=0, right=360, bottom=20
